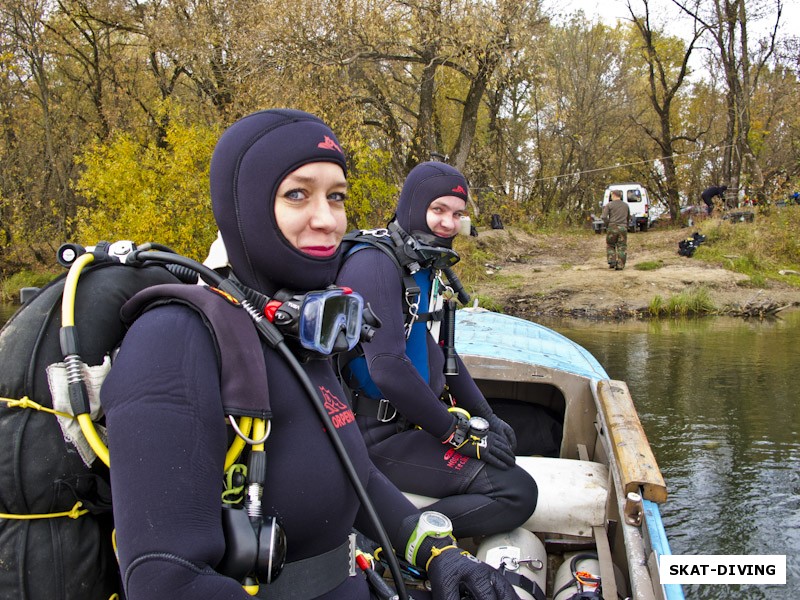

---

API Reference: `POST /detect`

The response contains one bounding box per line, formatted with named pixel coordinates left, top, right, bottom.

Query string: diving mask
left=299, top=288, right=364, bottom=354
left=406, top=231, right=461, bottom=270
left=266, top=287, right=368, bottom=355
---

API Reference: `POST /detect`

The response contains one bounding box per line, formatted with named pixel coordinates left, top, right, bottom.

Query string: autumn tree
left=625, top=0, right=705, bottom=220
left=525, top=16, right=637, bottom=220
left=74, top=105, right=219, bottom=258
left=674, top=0, right=784, bottom=202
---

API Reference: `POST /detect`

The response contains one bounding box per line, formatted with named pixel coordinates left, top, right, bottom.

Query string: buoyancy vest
left=0, top=263, right=270, bottom=600
left=339, top=232, right=442, bottom=401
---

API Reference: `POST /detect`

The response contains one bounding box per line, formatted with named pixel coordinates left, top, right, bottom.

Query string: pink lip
left=302, top=246, right=337, bottom=257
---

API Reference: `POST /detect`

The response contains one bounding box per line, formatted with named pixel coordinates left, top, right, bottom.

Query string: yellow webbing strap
left=0, top=500, right=88, bottom=521
left=1, top=395, right=75, bottom=420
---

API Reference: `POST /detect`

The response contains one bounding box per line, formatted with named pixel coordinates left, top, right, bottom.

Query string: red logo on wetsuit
left=320, top=386, right=355, bottom=429
left=451, top=185, right=466, bottom=195
left=443, top=448, right=470, bottom=471
left=318, top=136, right=343, bottom=155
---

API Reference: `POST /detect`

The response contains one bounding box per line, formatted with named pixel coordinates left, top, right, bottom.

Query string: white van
left=602, top=183, right=650, bottom=232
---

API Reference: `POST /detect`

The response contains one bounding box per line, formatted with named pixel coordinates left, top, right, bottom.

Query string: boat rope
left=0, top=501, right=89, bottom=520
left=1, top=395, right=75, bottom=419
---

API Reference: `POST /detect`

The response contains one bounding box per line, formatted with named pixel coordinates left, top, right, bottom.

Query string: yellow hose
left=62, top=252, right=111, bottom=467
left=61, top=252, right=95, bottom=327
left=252, top=418, right=267, bottom=453
left=224, top=416, right=253, bottom=470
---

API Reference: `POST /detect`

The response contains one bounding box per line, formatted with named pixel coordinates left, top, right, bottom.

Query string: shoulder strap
left=342, top=231, right=402, bottom=272
left=341, top=231, right=421, bottom=319
left=121, top=284, right=271, bottom=419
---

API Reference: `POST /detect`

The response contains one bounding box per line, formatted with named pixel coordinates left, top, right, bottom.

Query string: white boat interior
left=401, top=309, right=673, bottom=600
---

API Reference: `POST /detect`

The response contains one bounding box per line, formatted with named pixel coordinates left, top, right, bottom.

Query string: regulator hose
left=442, top=267, right=470, bottom=305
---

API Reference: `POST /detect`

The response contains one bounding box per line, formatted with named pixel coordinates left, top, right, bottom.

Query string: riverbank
left=461, top=220, right=800, bottom=320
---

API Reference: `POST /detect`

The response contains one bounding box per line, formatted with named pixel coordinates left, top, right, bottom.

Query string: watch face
left=468, top=416, right=490, bottom=434
left=421, top=511, right=452, bottom=535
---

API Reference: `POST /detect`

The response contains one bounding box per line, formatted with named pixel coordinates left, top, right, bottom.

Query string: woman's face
left=426, top=196, right=467, bottom=239
left=274, top=162, right=348, bottom=257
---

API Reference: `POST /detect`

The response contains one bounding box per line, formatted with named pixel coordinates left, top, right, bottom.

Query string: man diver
left=336, top=161, right=538, bottom=539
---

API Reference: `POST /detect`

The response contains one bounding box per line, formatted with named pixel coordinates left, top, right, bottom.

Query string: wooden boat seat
left=403, top=455, right=609, bottom=538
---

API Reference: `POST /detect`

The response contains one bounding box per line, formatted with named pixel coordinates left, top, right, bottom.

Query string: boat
left=403, top=307, right=685, bottom=600
left=1, top=247, right=683, bottom=599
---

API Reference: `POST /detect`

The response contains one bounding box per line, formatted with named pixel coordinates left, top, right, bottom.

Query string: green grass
left=634, top=260, right=664, bottom=271
left=695, top=205, right=800, bottom=287
left=467, top=294, right=505, bottom=312
left=648, top=286, right=717, bottom=317
left=1, top=269, right=60, bottom=303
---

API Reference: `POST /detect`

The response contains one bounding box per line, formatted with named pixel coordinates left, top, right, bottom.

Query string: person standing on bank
left=701, top=185, right=728, bottom=215
left=336, top=161, right=538, bottom=539
left=602, top=189, right=630, bottom=270
left=101, top=111, right=516, bottom=600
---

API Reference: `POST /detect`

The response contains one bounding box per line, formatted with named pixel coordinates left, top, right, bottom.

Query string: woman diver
left=100, top=110, right=517, bottom=599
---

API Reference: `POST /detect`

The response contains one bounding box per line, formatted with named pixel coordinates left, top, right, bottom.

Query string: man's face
left=426, top=196, right=468, bottom=239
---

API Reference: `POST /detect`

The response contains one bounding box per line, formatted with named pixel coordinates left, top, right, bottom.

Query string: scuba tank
left=0, top=254, right=181, bottom=600
left=2, top=239, right=413, bottom=600
left=476, top=528, right=547, bottom=600
left=553, top=553, right=602, bottom=600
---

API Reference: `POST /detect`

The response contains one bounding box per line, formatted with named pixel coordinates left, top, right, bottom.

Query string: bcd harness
left=0, top=240, right=410, bottom=600
left=338, top=224, right=470, bottom=423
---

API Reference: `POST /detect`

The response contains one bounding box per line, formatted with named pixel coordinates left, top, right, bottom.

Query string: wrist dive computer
left=405, top=510, right=454, bottom=565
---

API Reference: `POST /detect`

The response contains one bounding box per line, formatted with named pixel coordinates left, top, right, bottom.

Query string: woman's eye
left=283, top=189, right=306, bottom=201
left=329, top=191, right=347, bottom=202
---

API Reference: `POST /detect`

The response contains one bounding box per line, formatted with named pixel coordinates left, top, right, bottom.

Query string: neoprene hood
left=394, top=161, right=469, bottom=248
left=210, top=109, right=348, bottom=295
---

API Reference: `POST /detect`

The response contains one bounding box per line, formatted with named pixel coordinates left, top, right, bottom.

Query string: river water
left=1, top=302, right=798, bottom=598
left=540, top=311, right=800, bottom=599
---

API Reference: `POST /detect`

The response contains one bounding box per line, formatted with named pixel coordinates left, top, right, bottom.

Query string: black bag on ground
left=677, top=232, right=706, bottom=258
left=490, top=214, right=504, bottom=230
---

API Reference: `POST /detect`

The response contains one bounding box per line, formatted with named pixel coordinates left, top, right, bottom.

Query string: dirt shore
left=467, top=226, right=800, bottom=320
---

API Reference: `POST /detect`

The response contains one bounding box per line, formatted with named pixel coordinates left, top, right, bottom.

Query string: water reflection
left=0, top=302, right=16, bottom=325
left=542, top=311, right=800, bottom=599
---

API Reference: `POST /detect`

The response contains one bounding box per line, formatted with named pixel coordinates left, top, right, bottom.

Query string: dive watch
left=405, top=511, right=454, bottom=565
left=468, top=416, right=490, bottom=437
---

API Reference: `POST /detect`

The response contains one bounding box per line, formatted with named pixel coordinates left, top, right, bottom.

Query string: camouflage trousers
left=606, top=224, right=628, bottom=268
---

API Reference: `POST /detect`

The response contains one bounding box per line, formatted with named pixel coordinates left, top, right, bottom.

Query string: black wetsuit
left=100, top=112, right=514, bottom=600
left=102, top=303, right=420, bottom=599
left=337, top=249, right=537, bottom=538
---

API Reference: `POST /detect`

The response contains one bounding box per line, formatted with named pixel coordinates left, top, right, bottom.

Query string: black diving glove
left=487, top=413, right=517, bottom=452
left=427, top=547, right=517, bottom=600
left=442, top=414, right=515, bottom=470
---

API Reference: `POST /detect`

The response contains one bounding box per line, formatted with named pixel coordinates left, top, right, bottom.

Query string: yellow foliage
left=73, top=111, right=220, bottom=260
left=345, top=142, right=399, bottom=229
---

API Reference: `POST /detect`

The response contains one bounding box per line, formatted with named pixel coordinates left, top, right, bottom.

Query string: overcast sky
left=547, top=0, right=797, bottom=40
